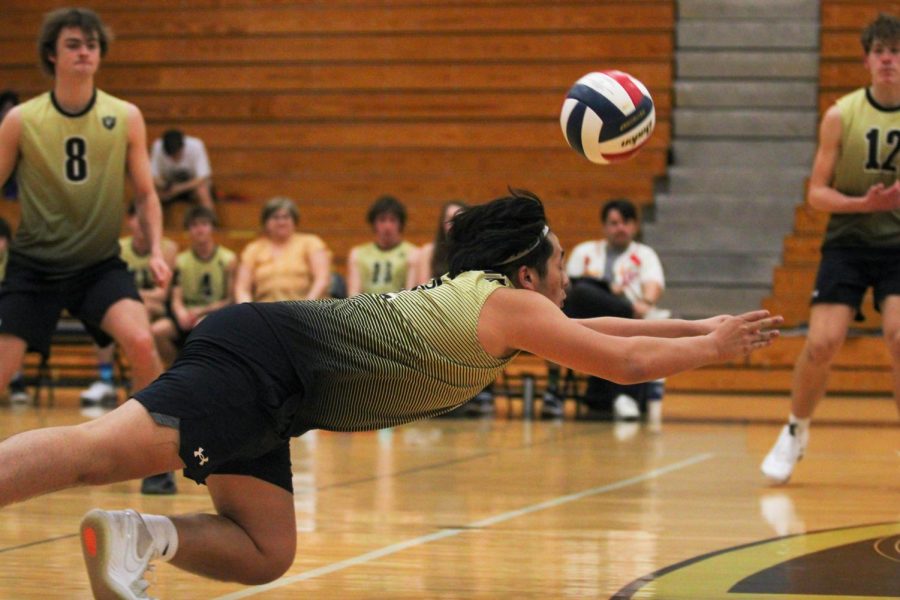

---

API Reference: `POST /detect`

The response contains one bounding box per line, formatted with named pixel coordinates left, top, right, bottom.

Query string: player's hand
left=149, top=254, right=171, bottom=289
left=709, top=311, right=782, bottom=361
left=863, top=181, right=900, bottom=212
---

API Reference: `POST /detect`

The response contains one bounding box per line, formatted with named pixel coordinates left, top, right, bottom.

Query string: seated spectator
left=346, top=195, right=418, bottom=296
left=413, top=200, right=466, bottom=285
left=542, top=198, right=667, bottom=421
left=234, top=197, right=332, bottom=302
left=152, top=206, right=237, bottom=365
left=150, top=128, right=215, bottom=211
left=80, top=205, right=178, bottom=407
left=0, top=90, right=19, bottom=200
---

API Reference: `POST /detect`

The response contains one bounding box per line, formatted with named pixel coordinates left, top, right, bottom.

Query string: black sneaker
left=540, top=390, right=564, bottom=419
left=464, top=389, right=495, bottom=416
left=140, top=472, right=177, bottom=495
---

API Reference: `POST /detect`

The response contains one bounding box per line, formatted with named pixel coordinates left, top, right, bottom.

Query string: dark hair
left=861, top=13, right=900, bottom=53
left=0, top=90, right=19, bottom=110
left=38, top=8, right=111, bottom=76
left=430, top=200, right=467, bottom=278
left=261, top=196, right=299, bottom=226
left=601, top=198, right=638, bottom=223
left=184, top=205, right=217, bottom=229
left=0, top=216, right=11, bottom=240
left=367, top=195, right=406, bottom=230
left=447, top=188, right=552, bottom=282
left=162, top=129, right=185, bottom=157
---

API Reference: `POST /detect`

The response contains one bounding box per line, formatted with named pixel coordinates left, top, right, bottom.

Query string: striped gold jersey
left=14, top=90, right=130, bottom=272
left=175, top=245, right=237, bottom=307
left=255, top=270, right=517, bottom=434
left=824, top=87, right=900, bottom=247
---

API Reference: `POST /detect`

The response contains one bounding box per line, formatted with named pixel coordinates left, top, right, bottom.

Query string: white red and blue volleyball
left=560, top=70, right=655, bottom=165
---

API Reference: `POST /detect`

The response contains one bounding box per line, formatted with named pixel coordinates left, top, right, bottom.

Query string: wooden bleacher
left=0, top=2, right=674, bottom=403
left=670, top=1, right=897, bottom=396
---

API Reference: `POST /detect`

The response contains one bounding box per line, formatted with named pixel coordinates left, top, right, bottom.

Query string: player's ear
left=515, top=265, right=536, bottom=290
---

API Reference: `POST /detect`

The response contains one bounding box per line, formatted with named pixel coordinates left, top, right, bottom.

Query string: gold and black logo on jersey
left=102, top=116, right=116, bottom=130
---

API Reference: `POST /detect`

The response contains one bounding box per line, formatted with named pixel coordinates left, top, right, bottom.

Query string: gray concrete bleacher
left=643, top=0, right=820, bottom=318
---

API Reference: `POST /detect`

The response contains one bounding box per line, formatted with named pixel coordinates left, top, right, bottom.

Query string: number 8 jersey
left=14, top=89, right=129, bottom=271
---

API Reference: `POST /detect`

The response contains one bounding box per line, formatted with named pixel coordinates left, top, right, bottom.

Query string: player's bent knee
left=804, top=335, right=843, bottom=364
left=236, top=551, right=295, bottom=586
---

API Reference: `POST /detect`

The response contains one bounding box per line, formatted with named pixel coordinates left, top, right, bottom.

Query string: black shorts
left=132, top=304, right=306, bottom=493
left=812, top=247, right=900, bottom=320
left=0, top=254, right=141, bottom=355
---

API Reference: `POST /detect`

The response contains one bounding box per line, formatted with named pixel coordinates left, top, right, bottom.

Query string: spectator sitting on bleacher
left=150, top=128, right=215, bottom=212
left=152, top=206, right=237, bottom=365
left=542, top=198, right=667, bottom=421
left=346, top=195, right=418, bottom=297
left=80, top=204, right=178, bottom=407
left=413, top=200, right=466, bottom=285
left=234, top=196, right=332, bottom=302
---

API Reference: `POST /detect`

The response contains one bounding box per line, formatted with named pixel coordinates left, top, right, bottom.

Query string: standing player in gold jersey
left=761, top=13, right=900, bottom=484
left=0, top=190, right=781, bottom=597
left=0, top=9, right=174, bottom=492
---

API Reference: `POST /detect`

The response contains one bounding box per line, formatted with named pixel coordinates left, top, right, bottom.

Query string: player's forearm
left=134, top=193, right=165, bottom=254
left=808, top=185, right=869, bottom=213
left=577, top=316, right=706, bottom=338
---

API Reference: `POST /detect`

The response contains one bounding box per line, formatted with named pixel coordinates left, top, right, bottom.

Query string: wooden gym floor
left=0, top=396, right=897, bottom=599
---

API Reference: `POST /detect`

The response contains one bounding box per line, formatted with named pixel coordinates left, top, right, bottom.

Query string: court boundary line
left=213, top=452, right=714, bottom=600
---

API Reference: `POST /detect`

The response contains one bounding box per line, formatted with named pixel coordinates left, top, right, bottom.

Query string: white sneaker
left=613, top=394, right=640, bottom=421
left=9, top=389, right=30, bottom=404
left=80, top=509, right=158, bottom=599
left=760, top=424, right=808, bottom=484
left=81, top=381, right=116, bottom=406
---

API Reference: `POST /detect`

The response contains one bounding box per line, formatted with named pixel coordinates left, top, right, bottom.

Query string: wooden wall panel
left=0, top=1, right=674, bottom=255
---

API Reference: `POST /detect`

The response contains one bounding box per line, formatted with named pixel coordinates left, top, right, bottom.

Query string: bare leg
left=101, top=298, right=164, bottom=392
left=151, top=318, right=179, bottom=367
left=168, top=474, right=296, bottom=584
left=790, top=303, right=854, bottom=419
left=879, top=295, right=900, bottom=417
left=0, top=400, right=181, bottom=507
left=0, top=334, right=27, bottom=390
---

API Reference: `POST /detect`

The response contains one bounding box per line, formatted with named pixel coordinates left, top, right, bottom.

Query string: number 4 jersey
left=824, top=87, right=900, bottom=248
left=14, top=89, right=129, bottom=272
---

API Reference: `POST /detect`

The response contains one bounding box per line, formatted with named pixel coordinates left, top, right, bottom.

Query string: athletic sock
left=98, top=362, right=114, bottom=385
left=788, top=414, right=810, bottom=436
left=141, top=513, right=179, bottom=562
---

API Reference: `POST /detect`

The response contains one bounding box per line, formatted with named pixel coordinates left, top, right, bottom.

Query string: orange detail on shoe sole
left=83, top=526, right=98, bottom=557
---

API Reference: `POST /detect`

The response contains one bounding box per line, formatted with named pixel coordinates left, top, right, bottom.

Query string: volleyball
left=560, top=70, right=655, bottom=165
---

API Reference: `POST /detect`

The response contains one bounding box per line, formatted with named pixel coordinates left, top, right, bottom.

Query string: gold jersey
left=119, top=236, right=177, bottom=290
left=175, top=245, right=237, bottom=307
left=14, top=90, right=130, bottom=271
left=824, top=88, right=900, bottom=247
left=352, top=240, right=416, bottom=295
left=255, top=270, right=517, bottom=434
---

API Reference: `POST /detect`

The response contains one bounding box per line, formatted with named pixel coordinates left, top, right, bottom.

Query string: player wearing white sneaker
left=0, top=192, right=781, bottom=591
left=761, top=13, right=900, bottom=484
left=761, top=419, right=810, bottom=484
left=80, top=509, right=177, bottom=600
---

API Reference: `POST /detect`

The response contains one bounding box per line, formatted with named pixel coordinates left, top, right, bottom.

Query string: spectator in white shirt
left=150, top=129, right=215, bottom=212
left=542, top=198, right=667, bottom=421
